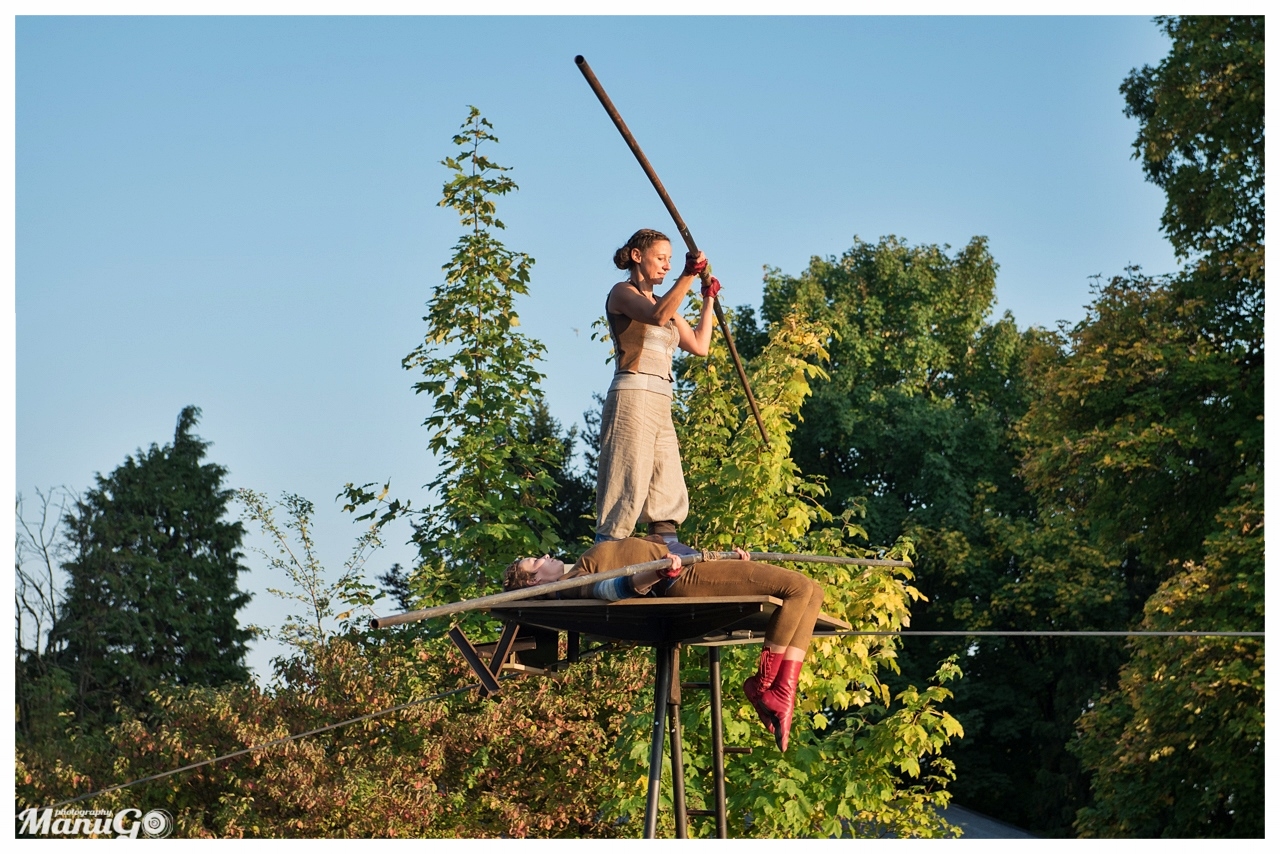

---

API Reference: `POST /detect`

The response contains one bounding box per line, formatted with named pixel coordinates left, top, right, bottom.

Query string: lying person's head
left=503, top=554, right=568, bottom=591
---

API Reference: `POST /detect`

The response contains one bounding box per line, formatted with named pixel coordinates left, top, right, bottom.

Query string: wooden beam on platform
left=473, top=637, right=536, bottom=658
left=502, top=662, right=555, bottom=676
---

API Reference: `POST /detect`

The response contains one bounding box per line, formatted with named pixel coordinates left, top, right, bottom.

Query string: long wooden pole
left=368, top=551, right=910, bottom=629
left=574, top=54, right=771, bottom=448
left=370, top=557, right=682, bottom=628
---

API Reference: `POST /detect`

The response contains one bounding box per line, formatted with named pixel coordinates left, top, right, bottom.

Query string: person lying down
left=504, top=535, right=825, bottom=752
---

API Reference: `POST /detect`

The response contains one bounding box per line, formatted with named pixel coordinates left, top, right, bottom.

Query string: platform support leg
left=708, top=646, right=728, bottom=838
left=446, top=625, right=501, bottom=696
left=669, top=647, right=688, bottom=838
left=478, top=621, right=520, bottom=699
left=644, top=645, right=674, bottom=838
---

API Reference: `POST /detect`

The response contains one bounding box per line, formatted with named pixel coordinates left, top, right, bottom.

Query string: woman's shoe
left=744, top=648, right=783, bottom=734
left=761, top=659, right=804, bottom=751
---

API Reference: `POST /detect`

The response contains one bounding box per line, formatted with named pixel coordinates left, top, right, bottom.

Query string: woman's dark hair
left=503, top=558, right=537, bottom=591
left=613, top=228, right=670, bottom=270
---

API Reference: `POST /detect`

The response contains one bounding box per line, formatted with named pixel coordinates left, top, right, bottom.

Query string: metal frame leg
left=669, top=647, right=687, bottom=838
left=708, top=646, right=728, bottom=838
left=478, top=621, right=520, bottom=699
left=644, top=645, right=674, bottom=838
left=446, top=625, right=501, bottom=696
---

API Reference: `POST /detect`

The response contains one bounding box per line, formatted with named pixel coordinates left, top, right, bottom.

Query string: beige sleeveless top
left=606, top=283, right=680, bottom=397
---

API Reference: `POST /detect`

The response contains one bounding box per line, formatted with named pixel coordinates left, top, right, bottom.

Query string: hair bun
left=612, top=228, right=670, bottom=272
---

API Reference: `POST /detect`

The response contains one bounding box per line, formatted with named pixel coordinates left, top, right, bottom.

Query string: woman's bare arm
left=674, top=297, right=715, bottom=356
left=607, top=276, right=696, bottom=328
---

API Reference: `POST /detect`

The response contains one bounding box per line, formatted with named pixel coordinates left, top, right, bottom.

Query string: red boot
left=744, top=648, right=783, bottom=734
left=761, top=659, right=804, bottom=752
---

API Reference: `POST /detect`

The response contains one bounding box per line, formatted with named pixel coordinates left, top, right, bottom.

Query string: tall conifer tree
left=50, top=406, right=252, bottom=724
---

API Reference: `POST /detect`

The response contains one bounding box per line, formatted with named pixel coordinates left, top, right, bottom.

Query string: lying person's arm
left=561, top=542, right=682, bottom=600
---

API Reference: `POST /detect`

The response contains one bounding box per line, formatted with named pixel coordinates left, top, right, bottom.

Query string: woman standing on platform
left=595, top=229, right=721, bottom=555
left=504, top=536, right=823, bottom=752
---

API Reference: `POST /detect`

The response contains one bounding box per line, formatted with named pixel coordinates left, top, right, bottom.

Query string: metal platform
left=490, top=595, right=851, bottom=645
left=455, top=596, right=851, bottom=838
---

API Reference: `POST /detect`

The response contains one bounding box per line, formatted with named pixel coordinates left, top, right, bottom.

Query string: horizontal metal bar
left=747, top=552, right=911, bottom=567
left=370, top=557, right=686, bottom=628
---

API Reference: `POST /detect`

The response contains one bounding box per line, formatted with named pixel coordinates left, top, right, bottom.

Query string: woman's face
left=630, top=239, right=673, bottom=286
left=518, top=555, right=566, bottom=586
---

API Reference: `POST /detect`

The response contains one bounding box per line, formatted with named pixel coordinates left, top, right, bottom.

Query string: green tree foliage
left=1072, top=479, right=1263, bottom=838
left=760, top=236, right=1023, bottom=545
left=47, top=406, right=253, bottom=726
left=914, top=498, right=1129, bottom=835
left=529, top=399, right=597, bottom=549
left=1060, top=16, right=1264, bottom=836
left=1019, top=271, right=1256, bottom=578
left=1121, top=16, right=1264, bottom=291
left=676, top=310, right=837, bottom=551
left=763, top=22, right=1267, bottom=832
left=237, top=489, right=381, bottom=657
left=758, top=236, right=1104, bottom=834
left=348, top=106, right=562, bottom=614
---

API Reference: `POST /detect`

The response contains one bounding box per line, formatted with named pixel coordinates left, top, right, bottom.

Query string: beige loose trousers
left=595, top=387, right=689, bottom=541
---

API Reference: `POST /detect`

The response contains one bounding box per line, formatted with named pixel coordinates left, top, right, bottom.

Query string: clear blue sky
left=14, top=15, right=1180, bottom=678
